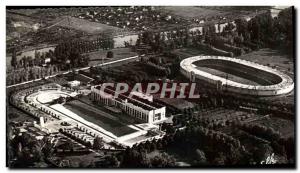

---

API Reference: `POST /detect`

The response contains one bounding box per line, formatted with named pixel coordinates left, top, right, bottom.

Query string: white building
left=68, top=80, right=81, bottom=87
left=91, top=85, right=166, bottom=124
left=270, top=6, right=289, bottom=18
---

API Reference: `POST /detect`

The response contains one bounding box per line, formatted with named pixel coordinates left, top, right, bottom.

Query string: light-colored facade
left=68, top=80, right=81, bottom=87
left=91, top=85, right=166, bottom=124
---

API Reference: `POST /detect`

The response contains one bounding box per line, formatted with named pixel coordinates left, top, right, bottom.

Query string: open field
left=86, top=48, right=138, bottom=66
left=63, top=100, right=137, bottom=137
left=161, top=6, right=231, bottom=19
left=7, top=105, right=37, bottom=123
left=161, top=6, right=267, bottom=21
left=237, top=48, right=294, bottom=78
left=6, top=11, right=39, bottom=39
left=171, top=48, right=209, bottom=59
left=57, top=16, right=123, bottom=34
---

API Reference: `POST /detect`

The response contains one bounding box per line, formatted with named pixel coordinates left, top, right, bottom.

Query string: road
left=6, top=55, right=141, bottom=89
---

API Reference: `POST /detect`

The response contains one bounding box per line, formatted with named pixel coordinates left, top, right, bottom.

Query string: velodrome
left=180, top=56, right=294, bottom=96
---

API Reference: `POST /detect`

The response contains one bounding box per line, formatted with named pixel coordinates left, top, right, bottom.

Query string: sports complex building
left=180, top=56, right=294, bottom=96
left=91, top=85, right=166, bottom=124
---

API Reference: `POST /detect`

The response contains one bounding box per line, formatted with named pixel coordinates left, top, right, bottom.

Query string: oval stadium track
left=180, top=56, right=294, bottom=96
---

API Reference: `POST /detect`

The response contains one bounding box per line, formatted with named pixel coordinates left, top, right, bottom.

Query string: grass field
left=86, top=48, right=138, bottom=66
left=237, top=48, right=294, bottom=78
left=63, top=100, right=137, bottom=137
left=161, top=6, right=230, bottom=19
left=171, top=48, right=209, bottom=59
left=57, top=16, right=123, bottom=34
left=161, top=6, right=266, bottom=21
left=7, top=105, right=37, bottom=123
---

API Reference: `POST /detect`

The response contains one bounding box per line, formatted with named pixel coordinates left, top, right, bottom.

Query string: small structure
left=40, top=117, right=45, bottom=128
left=68, top=80, right=81, bottom=87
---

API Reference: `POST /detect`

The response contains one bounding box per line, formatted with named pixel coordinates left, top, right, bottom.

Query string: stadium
left=10, top=83, right=165, bottom=148
left=180, top=56, right=294, bottom=96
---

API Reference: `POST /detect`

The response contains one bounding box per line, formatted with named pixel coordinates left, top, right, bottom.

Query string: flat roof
left=94, top=85, right=164, bottom=111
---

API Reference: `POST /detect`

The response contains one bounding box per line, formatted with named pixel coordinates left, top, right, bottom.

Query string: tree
left=109, top=155, right=120, bottom=167
left=13, top=136, right=44, bottom=167
left=235, top=18, right=248, bottom=37
left=93, top=136, right=104, bottom=150
left=150, top=142, right=157, bottom=151
left=62, top=139, right=74, bottom=151
left=106, top=51, right=114, bottom=59
left=194, top=149, right=207, bottom=165
left=121, top=149, right=151, bottom=168
left=212, top=152, right=226, bottom=165
left=253, top=143, right=273, bottom=163
left=151, top=153, right=176, bottom=168
left=277, top=7, right=293, bottom=55
left=11, top=48, right=17, bottom=68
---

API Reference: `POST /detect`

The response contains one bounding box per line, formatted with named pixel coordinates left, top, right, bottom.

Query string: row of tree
left=234, top=7, right=293, bottom=55
left=6, top=65, right=60, bottom=85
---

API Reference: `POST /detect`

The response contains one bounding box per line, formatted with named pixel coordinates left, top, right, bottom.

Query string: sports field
left=195, top=66, right=261, bottom=86
left=63, top=100, right=137, bottom=137
left=161, top=6, right=266, bottom=20
left=57, top=16, right=123, bottom=34
left=86, top=47, right=138, bottom=66
left=162, top=6, right=230, bottom=19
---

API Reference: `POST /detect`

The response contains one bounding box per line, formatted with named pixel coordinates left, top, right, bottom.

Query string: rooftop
left=94, top=85, right=164, bottom=111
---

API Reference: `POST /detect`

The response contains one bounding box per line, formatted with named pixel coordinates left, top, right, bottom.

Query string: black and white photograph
left=5, top=5, right=296, bottom=169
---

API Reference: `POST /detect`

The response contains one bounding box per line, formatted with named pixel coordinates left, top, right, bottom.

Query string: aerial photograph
left=6, top=6, right=295, bottom=168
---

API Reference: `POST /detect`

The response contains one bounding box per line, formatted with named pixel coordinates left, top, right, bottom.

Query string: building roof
left=94, top=85, right=164, bottom=111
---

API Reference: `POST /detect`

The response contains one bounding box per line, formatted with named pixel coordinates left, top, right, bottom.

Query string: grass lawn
left=161, top=6, right=230, bottom=19
left=85, top=48, right=137, bottom=66
left=7, top=105, right=37, bottom=123
left=63, top=100, right=137, bottom=137
left=160, top=6, right=267, bottom=21
left=171, top=48, right=209, bottom=59
left=57, top=16, right=123, bottom=34
left=237, top=48, right=294, bottom=78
